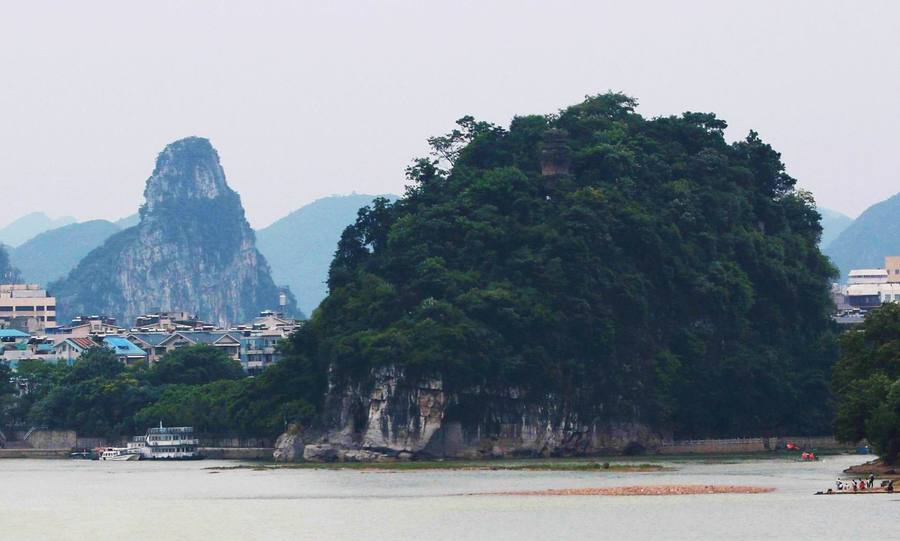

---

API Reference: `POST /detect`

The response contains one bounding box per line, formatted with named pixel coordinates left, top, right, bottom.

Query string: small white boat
left=98, top=447, right=140, bottom=461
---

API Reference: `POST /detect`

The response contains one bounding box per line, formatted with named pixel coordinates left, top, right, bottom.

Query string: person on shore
left=836, top=479, right=843, bottom=491
left=868, top=473, right=875, bottom=488
left=887, top=480, right=894, bottom=494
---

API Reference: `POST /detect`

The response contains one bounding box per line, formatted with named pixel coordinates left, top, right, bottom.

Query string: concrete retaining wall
left=25, top=430, right=77, bottom=450
left=200, top=447, right=273, bottom=460
left=658, top=435, right=855, bottom=454
left=75, top=437, right=108, bottom=449
left=0, top=449, right=70, bottom=459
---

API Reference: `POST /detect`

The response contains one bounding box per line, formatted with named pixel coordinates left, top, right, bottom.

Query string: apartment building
left=0, top=284, right=56, bottom=330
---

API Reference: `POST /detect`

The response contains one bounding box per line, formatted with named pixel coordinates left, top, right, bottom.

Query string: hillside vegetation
left=278, top=93, right=838, bottom=438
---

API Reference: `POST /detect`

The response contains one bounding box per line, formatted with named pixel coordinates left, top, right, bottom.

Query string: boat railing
left=147, top=438, right=199, bottom=446
left=147, top=427, right=194, bottom=434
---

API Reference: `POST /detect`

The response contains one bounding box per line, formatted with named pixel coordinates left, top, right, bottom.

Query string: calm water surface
left=0, top=455, right=895, bottom=540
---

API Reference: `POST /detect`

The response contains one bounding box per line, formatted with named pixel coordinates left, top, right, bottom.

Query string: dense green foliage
left=257, top=194, right=397, bottom=315
left=134, top=351, right=323, bottom=437
left=26, top=349, right=159, bottom=436
left=833, top=304, right=900, bottom=462
left=152, top=345, right=244, bottom=385
left=282, top=93, right=837, bottom=438
left=824, top=193, right=900, bottom=279
left=2, top=339, right=321, bottom=438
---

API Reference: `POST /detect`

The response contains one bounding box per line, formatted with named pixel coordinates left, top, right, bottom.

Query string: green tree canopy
left=833, top=303, right=900, bottom=462
left=152, top=345, right=244, bottom=386
left=65, top=347, right=123, bottom=383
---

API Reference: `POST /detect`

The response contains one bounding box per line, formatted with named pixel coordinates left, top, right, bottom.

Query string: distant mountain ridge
left=10, top=220, right=121, bottom=287
left=824, top=193, right=900, bottom=279
left=818, top=207, right=853, bottom=249
left=0, top=212, right=76, bottom=247
left=256, top=193, right=398, bottom=314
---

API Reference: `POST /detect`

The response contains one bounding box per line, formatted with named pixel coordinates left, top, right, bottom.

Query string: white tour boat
left=127, top=423, right=203, bottom=460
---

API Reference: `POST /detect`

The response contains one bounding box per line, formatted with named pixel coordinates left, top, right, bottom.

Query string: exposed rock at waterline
left=274, top=365, right=662, bottom=462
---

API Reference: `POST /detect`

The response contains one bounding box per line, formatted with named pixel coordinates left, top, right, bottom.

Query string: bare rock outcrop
left=273, top=365, right=661, bottom=462
left=272, top=425, right=305, bottom=462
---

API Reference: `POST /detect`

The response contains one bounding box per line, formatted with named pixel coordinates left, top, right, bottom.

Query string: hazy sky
left=1, top=1, right=897, bottom=228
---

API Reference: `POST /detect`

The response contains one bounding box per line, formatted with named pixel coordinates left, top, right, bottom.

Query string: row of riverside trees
left=0, top=343, right=322, bottom=439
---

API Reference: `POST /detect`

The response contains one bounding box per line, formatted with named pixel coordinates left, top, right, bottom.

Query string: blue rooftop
left=103, top=336, right=147, bottom=357
left=0, top=329, right=30, bottom=339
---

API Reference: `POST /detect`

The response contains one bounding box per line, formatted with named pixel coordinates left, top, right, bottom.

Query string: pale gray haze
left=1, top=0, right=897, bottom=228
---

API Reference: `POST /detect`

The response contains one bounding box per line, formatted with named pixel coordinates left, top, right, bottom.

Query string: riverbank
left=843, top=458, right=900, bottom=479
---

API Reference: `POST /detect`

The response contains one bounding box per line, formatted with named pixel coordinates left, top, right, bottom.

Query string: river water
left=0, top=455, right=894, bottom=540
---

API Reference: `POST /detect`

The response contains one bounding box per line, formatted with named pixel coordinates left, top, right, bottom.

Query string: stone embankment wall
left=658, top=436, right=853, bottom=454
left=25, top=430, right=77, bottom=450
left=201, top=447, right=273, bottom=460
left=0, top=449, right=70, bottom=459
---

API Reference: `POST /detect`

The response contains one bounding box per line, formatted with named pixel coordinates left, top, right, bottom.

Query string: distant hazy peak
left=817, top=207, right=853, bottom=249
left=0, top=211, right=77, bottom=247
left=144, top=136, right=230, bottom=212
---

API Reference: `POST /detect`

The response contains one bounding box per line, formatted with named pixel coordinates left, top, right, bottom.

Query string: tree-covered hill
left=283, top=93, right=838, bottom=438
left=825, top=193, right=900, bottom=279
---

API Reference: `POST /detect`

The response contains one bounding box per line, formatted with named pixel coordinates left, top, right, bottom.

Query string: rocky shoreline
left=843, top=458, right=900, bottom=478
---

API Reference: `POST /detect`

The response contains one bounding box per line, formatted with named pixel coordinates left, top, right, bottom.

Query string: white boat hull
left=100, top=451, right=140, bottom=461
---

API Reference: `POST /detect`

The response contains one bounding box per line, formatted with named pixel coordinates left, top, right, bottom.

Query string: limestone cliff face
left=279, top=366, right=661, bottom=461
left=53, top=137, right=293, bottom=326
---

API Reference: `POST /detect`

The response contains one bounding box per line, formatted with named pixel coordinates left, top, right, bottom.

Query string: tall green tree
left=833, top=303, right=900, bottom=462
